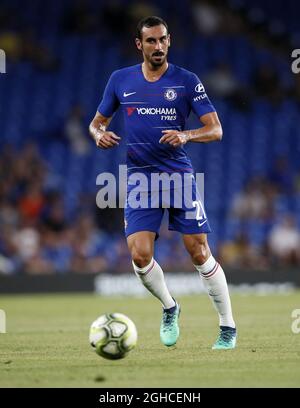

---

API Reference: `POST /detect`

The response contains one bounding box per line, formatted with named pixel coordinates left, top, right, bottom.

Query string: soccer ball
left=89, top=313, right=138, bottom=360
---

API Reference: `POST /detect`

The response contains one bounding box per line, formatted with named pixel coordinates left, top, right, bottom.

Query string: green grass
left=0, top=292, right=300, bottom=388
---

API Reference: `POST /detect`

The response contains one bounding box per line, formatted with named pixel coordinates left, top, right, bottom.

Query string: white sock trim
left=132, top=258, right=155, bottom=275
left=194, top=255, right=217, bottom=276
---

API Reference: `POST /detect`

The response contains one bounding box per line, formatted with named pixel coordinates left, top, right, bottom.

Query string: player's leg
left=127, top=230, right=180, bottom=346
left=127, top=230, right=175, bottom=308
left=169, top=176, right=236, bottom=349
left=182, top=233, right=236, bottom=349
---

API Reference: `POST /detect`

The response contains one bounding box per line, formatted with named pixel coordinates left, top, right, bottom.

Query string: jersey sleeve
left=97, top=71, right=120, bottom=117
left=186, top=72, right=216, bottom=117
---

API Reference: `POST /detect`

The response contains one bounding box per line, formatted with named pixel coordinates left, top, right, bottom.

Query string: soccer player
left=89, top=16, right=236, bottom=349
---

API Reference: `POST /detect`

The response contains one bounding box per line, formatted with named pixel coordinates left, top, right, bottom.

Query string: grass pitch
left=0, top=292, right=299, bottom=388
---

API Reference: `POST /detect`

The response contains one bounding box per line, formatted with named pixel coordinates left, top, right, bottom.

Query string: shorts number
left=192, top=200, right=205, bottom=220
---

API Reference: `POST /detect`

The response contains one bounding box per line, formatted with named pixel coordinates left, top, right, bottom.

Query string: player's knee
left=192, top=243, right=210, bottom=265
left=188, top=239, right=210, bottom=265
left=131, top=246, right=153, bottom=268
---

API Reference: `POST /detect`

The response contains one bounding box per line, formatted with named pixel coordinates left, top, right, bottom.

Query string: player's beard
left=148, top=52, right=167, bottom=67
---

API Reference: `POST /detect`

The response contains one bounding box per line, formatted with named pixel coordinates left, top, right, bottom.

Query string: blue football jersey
left=97, top=63, right=215, bottom=175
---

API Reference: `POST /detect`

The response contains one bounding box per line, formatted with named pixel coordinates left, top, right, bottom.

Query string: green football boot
left=160, top=301, right=181, bottom=347
left=212, top=326, right=237, bottom=350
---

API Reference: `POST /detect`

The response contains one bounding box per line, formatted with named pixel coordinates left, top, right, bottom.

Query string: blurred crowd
left=0, top=143, right=118, bottom=275
left=0, top=142, right=194, bottom=275
left=219, top=168, right=300, bottom=270
left=0, top=142, right=300, bottom=275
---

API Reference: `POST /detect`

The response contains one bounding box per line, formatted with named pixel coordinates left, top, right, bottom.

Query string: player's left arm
left=159, top=111, right=222, bottom=147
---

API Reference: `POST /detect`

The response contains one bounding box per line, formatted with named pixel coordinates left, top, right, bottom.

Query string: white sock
left=194, top=255, right=235, bottom=328
left=132, top=258, right=175, bottom=309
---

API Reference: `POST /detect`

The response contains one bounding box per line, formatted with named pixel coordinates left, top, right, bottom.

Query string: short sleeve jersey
left=98, top=63, right=215, bottom=175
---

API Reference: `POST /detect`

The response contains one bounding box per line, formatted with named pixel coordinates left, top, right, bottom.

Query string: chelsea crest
left=164, top=88, right=177, bottom=101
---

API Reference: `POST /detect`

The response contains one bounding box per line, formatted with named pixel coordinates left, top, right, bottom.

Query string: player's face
left=136, top=25, right=170, bottom=67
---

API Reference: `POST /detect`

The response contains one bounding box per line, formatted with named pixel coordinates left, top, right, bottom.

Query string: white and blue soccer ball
left=89, top=313, right=138, bottom=360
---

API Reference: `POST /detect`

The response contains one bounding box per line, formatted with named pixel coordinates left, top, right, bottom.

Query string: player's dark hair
left=136, top=16, right=168, bottom=40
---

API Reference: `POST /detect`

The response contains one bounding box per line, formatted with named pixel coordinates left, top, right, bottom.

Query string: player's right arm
left=89, top=112, right=121, bottom=149
left=89, top=70, right=121, bottom=149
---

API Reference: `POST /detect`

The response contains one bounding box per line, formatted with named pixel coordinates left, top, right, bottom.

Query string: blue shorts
left=124, top=176, right=211, bottom=238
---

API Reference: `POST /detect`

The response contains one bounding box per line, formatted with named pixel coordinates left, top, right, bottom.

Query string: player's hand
left=95, top=131, right=121, bottom=149
left=159, top=130, right=190, bottom=147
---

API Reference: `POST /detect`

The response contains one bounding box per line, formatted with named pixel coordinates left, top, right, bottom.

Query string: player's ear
left=167, top=34, right=171, bottom=47
left=135, top=38, right=142, bottom=51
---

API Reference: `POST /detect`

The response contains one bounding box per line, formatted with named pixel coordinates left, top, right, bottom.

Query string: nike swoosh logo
left=123, top=92, right=136, bottom=97
left=198, top=219, right=207, bottom=227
